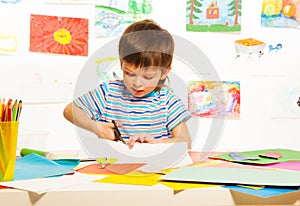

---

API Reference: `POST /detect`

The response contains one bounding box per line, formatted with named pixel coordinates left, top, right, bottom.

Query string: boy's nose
left=133, top=77, right=143, bottom=88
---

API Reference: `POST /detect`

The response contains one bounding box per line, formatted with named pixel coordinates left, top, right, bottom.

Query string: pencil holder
left=0, top=121, right=19, bottom=181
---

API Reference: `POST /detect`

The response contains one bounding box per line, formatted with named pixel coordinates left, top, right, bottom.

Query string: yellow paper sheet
left=94, top=171, right=163, bottom=186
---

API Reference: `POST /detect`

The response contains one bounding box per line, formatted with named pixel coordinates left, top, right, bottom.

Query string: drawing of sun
left=262, top=0, right=283, bottom=16
left=30, top=14, right=89, bottom=56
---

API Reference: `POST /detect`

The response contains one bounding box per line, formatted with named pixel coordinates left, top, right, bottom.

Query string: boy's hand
left=95, top=122, right=116, bottom=141
left=128, top=132, right=155, bottom=149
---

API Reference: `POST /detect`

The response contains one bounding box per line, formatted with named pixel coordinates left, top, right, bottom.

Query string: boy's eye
left=125, top=71, right=135, bottom=77
left=144, top=76, right=154, bottom=80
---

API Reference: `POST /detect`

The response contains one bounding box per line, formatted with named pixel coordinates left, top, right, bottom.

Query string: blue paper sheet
left=53, top=159, right=80, bottom=169
left=224, top=185, right=300, bottom=198
left=14, top=153, right=74, bottom=180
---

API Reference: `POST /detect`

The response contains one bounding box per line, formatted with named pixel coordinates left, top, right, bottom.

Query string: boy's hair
left=119, top=19, right=174, bottom=74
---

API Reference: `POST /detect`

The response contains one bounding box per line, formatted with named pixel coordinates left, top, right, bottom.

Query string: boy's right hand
left=94, top=122, right=116, bottom=141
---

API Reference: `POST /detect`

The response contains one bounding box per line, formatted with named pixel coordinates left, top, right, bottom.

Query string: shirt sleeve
left=73, top=82, right=109, bottom=121
left=165, top=88, right=192, bottom=131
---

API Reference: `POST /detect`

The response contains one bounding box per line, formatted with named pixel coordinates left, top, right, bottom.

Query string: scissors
left=112, top=120, right=127, bottom=144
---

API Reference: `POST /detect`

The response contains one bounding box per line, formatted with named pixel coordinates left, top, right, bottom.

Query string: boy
left=63, top=19, right=191, bottom=149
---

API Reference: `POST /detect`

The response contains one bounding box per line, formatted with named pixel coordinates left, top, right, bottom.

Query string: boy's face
left=122, top=62, right=170, bottom=97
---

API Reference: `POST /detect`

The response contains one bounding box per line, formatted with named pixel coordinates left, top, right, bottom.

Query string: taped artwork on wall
left=30, top=14, right=89, bottom=56
left=186, top=0, right=241, bottom=32
left=95, top=0, right=152, bottom=37
left=261, top=0, right=300, bottom=29
left=188, top=81, right=240, bottom=119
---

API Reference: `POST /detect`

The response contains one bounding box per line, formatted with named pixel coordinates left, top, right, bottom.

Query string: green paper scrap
left=160, top=166, right=300, bottom=186
left=210, top=149, right=300, bottom=164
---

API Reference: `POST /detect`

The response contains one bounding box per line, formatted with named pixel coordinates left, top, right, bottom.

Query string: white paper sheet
left=0, top=172, right=102, bottom=194
left=81, top=137, right=192, bottom=172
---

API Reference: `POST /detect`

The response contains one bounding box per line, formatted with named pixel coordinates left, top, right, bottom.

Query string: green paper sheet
left=210, top=149, right=300, bottom=164
left=160, top=166, right=300, bottom=186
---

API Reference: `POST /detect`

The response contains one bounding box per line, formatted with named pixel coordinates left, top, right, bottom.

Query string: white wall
left=1, top=0, right=299, bottom=152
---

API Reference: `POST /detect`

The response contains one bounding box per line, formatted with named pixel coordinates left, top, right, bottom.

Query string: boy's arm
left=63, top=103, right=115, bottom=140
left=171, top=122, right=191, bottom=149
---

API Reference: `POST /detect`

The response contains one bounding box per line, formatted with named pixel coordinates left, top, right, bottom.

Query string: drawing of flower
left=30, top=14, right=89, bottom=56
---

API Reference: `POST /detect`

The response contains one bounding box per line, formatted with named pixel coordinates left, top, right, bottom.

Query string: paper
left=225, top=185, right=299, bottom=198
left=0, top=173, right=100, bottom=194
left=13, top=153, right=74, bottom=180
left=160, top=181, right=222, bottom=191
left=95, top=171, right=162, bottom=186
left=81, top=137, right=191, bottom=172
left=229, top=152, right=259, bottom=161
left=76, top=163, right=145, bottom=175
left=210, top=149, right=300, bottom=164
left=161, top=166, right=300, bottom=186
left=256, top=161, right=300, bottom=172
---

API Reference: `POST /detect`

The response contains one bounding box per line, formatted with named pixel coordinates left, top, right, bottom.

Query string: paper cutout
left=160, top=181, right=222, bottom=191
left=225, top=185, right=299, bottom=198
left=254, top=161, right=300, bottom=172
left=95, top=0, right=153, bottom=37
left=229, top=152, right=259, bottom=161
left=210, top=149, right=300, bottom=164
left=261, top=0, right=300, bottom=29
left=14, top=153, right=74, bottom=180
left=76, top=163, right=145, bottom=175
left=161, top=166, right=300, bottom=186
left=188, top=81, right=240, bottom=119
left=186, top=0, right=241, bottom=32
left=259, top=151, right=282, bottom=159
left=53, top=159, right=80, bottom=169
left=95, top=172, right=162, bottom=186
left=30, top=14, right=88, bottom=56
left=0, top=173, right=100, bottom=194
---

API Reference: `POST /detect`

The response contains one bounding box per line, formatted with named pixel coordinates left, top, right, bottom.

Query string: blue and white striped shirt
left=74, top=80, right=191, bottom=139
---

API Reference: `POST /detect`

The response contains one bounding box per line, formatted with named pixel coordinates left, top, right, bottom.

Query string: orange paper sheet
left=76, top=163, right=145, bottom=175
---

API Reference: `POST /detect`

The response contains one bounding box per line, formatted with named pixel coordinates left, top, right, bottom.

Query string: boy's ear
left=161, top=66, right=171, bottom=80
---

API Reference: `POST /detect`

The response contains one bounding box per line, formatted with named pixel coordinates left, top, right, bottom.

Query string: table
left=1, top=151, right=300, bottom=205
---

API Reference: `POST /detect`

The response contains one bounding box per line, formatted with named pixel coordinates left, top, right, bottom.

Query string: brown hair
left=119, top=19, right=174, bottom=87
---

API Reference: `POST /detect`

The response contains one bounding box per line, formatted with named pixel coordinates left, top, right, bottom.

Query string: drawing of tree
left=142, top=0, right=152, bottom=15
left=128, top=0, right=139, bottom=15
left=186, top=0, right=204, bottom=25
left=228, top=0, right=241, bottom=26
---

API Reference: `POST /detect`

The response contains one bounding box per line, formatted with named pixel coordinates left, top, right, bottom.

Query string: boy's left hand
left=128, top=132, right=155, bottom=149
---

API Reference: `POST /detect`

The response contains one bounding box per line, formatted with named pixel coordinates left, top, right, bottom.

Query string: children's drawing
left=234, top=38, right=266, bottom=59
left=0, top=33, right=18, bottom=54
left=271, top=79, right=300, bottom=118
left=44, top=0, right=95, bottom=4
left=186, top=0, right=241, bottom=32
left=30, top=14, right=89, bottom=56
left=261, top=0, right=300, bottom=29
left=95, top=0, right=152, bottom=37
left=95, top=56, right=120, bottom=82
left=1, top=0, right=21, bottom=3
left=188, top=81, right=240, bottom=119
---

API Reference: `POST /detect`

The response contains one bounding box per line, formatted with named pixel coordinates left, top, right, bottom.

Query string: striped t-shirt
left=74, top=80, right=191, bottom=139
